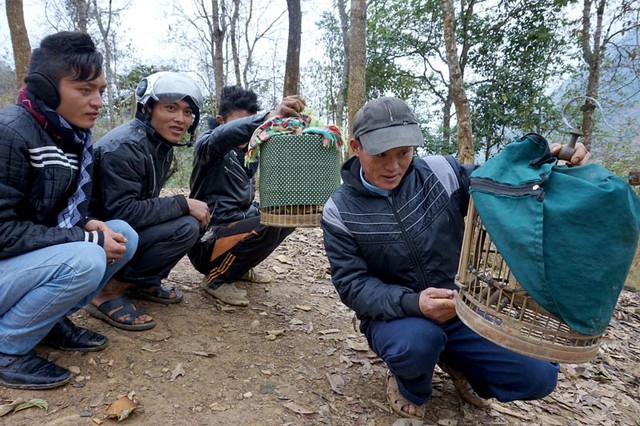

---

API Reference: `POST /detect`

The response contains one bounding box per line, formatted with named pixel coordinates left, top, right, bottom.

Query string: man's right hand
left=418, top=287, right=458, bottom=323
left=187, top=198, right=211, bottom=229
left=101, top=223, right=128, bottom=263
left=270, top=95, right=306, bottom=118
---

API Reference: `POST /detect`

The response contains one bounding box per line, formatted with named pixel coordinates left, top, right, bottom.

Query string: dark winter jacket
left=0, top=105, right=101, bottom=259
left=321, top=155, right=475, bottom=329
left=190, top=112, right=268, bottom=225
left=90, top=119, right=189, bottom=229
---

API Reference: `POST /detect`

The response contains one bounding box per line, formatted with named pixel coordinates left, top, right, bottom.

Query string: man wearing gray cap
left=320, top=97, right=589, bottom=419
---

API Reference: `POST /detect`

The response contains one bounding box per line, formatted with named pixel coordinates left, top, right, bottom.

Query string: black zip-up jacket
left=90, top=119, right=189, bottom=229
left=321, top=155, right=475, bottom=329
left=190, top=112, right=268, bottom=225
left=0, top=105, right=102, bottom=259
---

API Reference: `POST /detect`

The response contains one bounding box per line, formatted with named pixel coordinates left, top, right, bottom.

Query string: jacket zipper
left=471, top=177, right=545, bottom=201
left=387, top=196, right=430, bottom=287
left=149, top=154, right=157, bottom=195
left=224, top=166, right=245, bottom=183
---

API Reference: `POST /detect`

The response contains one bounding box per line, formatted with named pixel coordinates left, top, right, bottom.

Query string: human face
left=350, top=139, right=413, bottom=190
left=217, top=109, right=253, bottom=125
left=218, top=109, right=253, bottom=147
left=149, top=99, right=194, bottom=144
left=56, top=73, right=106, bottom=129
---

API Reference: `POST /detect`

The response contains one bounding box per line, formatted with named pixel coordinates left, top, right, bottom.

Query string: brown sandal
left=385, top=372, right=426, bottom=419
left=437, top=362, right=491, bottom=408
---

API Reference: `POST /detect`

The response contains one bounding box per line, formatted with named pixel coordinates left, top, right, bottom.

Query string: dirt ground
left=2, top=226, right=639, bottom=426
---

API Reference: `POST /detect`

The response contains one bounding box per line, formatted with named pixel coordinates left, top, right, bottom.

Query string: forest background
left=1, top=0, right=639, bottom=288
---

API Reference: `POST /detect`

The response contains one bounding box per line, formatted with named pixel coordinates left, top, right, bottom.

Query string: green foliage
left=165, top=146, right=194, bottom=189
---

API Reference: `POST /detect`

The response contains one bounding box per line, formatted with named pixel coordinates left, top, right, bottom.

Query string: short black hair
left=28, top=31, right=103, bottom=84
left=207, top=116, right=219, bottom=130
left=218, top=85, right=260, bottom=120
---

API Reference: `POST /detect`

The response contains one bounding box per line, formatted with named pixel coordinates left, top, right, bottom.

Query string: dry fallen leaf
left=105, top=396, right=136, bottom=421
left=272, top=265, right=286, bottom=274
left=326, top=373, right=345, bottom=395
left=276, top=255, right=294, bottom=265
left=283, top=402, right=318, bottom=416
left=209, top=402, right=232, bottom=412
left=170, top=363, right=185, bottom=381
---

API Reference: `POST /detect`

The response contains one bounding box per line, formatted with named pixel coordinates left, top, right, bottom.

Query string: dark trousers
left=188, top=215, right=294, bottom=287
left=363, top=316, right=559, bottom=405
left=118, top=216, right=200, bottom=287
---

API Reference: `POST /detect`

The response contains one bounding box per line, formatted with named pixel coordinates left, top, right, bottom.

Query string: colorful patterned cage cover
left=258, top=134, right=341, bottom=227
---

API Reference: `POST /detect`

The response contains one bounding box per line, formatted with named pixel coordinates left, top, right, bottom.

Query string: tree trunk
left=283, top=0, right=301, bottom=96
left=441, top=0, right=474, bottom=165
left=348, top=0, right=366, bottom=149
left=212, top=0, right=226, bottom=104
left=579, top=0, right=606, bottom=150
left=336, top=0, right=349, bottom=131
left=230, top=0, right=241, bottom=85
left=6, top=0, right=31, bottom=89
left=92, top=0, right=116, bottom=128
left=76, top=0, right=89, bottom=32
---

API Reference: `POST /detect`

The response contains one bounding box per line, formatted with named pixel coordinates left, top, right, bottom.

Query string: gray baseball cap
left=353, top=97, right=424, bottom=155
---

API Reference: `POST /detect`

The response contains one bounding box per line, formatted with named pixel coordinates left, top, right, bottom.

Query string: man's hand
left=86, top=220, right=128, bottom=263
left=550, top=142, right=591, bottom=166
left=418, top=287, right=457, bottom=323
left=186, top=198, right=211, bottom=229
left=268, top=95, right=306, bottom=119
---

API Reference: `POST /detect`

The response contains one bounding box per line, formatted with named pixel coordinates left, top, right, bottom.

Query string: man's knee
left=63, top=243, right=107, bottom=293
left=381, top=324, right=443, bottom=377
left=519, top=362, right=559, bottom=400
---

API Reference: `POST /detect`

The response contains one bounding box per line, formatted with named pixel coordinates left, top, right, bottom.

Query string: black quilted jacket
left=321, top=155, right=475, bottom=328
left=90, top=119, right=190, bottom=229
left=190, top=112, right=268, bottom=225
left=0, top=105, right=92, bottom=259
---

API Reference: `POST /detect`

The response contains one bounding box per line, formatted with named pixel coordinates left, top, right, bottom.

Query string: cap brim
left=359, top=124, right=424, bottom=155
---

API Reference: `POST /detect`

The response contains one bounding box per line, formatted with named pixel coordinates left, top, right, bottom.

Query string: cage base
left=456, top=291, right=601, bottom=364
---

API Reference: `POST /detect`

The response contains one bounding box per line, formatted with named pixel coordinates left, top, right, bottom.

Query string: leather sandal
left=85, top=295, right=156, bottom=331
left=437, top=362, right=492, bottom=408
left=386, top=371, right=426, bottom=419
left=129, top=284, right=184, bottom=304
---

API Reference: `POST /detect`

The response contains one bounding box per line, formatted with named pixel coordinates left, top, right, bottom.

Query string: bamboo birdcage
left=454, top=198, right=602, bottom=364
left=258, top=133, right=341, bottom=227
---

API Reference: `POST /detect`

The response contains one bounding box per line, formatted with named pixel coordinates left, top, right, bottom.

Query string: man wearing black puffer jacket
left=188, top=86, right=305, bottom=307
left=88, top=72, right=210, bottom=331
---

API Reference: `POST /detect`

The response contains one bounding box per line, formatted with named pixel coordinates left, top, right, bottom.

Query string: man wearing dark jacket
left=0, top=31, right=137, bottom=389
left=189, top=86, right=304, bottom=306
left=321, top=97, right=591, bottom=419
left=88, top=72, right=210, bottom=330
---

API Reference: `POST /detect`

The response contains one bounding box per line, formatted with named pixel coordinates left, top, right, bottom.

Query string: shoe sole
left=0, top=373, right=72, bottom=390
left=39, top=341, right=109, bottom=352
left=85, top=305, right=156, bottom=331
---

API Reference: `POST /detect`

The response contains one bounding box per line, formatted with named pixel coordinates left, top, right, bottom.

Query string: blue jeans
left=363, top=316, right=559, bottom=405
left=0, top=220, right=138, bottom=355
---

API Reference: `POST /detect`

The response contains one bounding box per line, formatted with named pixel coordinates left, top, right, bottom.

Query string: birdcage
left=454, top=198, right=603, bottom=364
left=258, top=133, right=341, bottom=227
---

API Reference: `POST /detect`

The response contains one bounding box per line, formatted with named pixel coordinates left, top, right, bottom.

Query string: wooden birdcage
left=258, top=133, right=341, bottom=227
left=454, top=198, right=603, bottom=364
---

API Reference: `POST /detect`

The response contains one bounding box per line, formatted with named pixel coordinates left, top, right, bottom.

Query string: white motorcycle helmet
left=135, top=71, right=204, bottom=140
